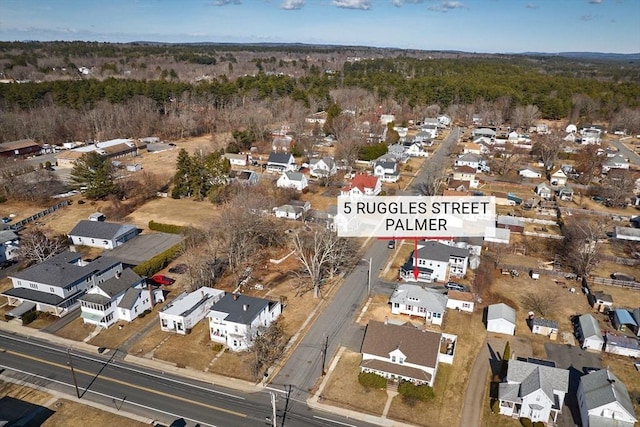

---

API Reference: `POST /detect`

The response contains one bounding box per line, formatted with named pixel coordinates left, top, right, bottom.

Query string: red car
left=150, top=274, right=175, bottom=285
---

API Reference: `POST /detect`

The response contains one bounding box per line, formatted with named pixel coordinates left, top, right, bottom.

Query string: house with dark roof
left=389, top=284, right=447, bottom=325
left=497, top=358, right=569, bottom=424
left=577, top=369, right=637, bottom=427
left=68, top=220, right=140, bottom=249
left=531, top=318, right=559, bottom=340
left=2, top=251, right=122, bottom=317
left=79, top=268, right=158, bottom=327
left=360, top=320, right=456, bottom=387
left=230, top=169, right=259, bottom=186
left=0, top=139, right=42, bottom=158
left=266, top=152, right=296, bottom=173
left=373, top=159, right=400, bottom=183
left=604, top=332, right=640, bottom=358
left=309, top=156, right=337, bottom=178
left=159, top=287, right=225, bottom=335
left=207, top=293, right=282, bottom=351
left=399, top=241, right=469, bottom=283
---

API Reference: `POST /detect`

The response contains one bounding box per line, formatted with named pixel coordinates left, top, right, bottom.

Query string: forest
left=0, top=41, right=639, bottom=145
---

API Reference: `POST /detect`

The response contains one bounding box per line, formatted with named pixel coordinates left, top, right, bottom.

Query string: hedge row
left=133, top=243, right=181, bottom=277
left=148, top=220, right=185, bottom=234
left=358, top=372, right=387, bottom=389
left=398, top=381, right=435, bottom=402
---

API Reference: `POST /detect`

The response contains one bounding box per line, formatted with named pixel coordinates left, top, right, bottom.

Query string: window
left=177, top=323, right=183, bottom=331
left=418, top=307, right=426, bottom=313
left=30, top=283, right=38, bottom=289
left=399, top=357, right=404, bottom=364
left=391, top=355, right=396, bottom=363
left=434, top=312, right=441, bottom=318
left=463, top=303, right=470, bottom=308
left=394, top=303, right=400, bottom=308
left=161, top=319, right=168, bottom=327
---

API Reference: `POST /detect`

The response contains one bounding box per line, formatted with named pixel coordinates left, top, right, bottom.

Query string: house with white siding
left=577, top=314, right=605, bottom=351
left=486, top=303, right=516, bottom=336
left=446, top=290, right=474, bottom=312
left=389, top=284, right=447, bottom=326
left=276, top=171, right=308, bottom=191
left=159, top=288, right=225, bottom=335
left=207, top=293, right=282, bottom=351
left=577, top=369, right=637, bottom=427
left=399, top=241, right=469, bottom=283
left=68, top=220, right=140, bottom=250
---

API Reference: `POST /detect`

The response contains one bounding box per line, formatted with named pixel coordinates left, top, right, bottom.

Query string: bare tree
left=574, top=145, right=604, bottom=185
left=18, top=227, right=68, bottom=264
left=250, top=319, right=288, bottom=379
left=532, top=132, right=565, bottom=179
left=488, top=147, right=525, bottom=177
left=520, top=292, right=558, bottom=317
left=603, top=169, right=638, bottom=207
left=412, top=162, right=447, bottom=196
left=510, top=105, right=541, bottom=129
left=289, top=226, right=356, bottom=298
left=561, top=215, right=606, bottom=278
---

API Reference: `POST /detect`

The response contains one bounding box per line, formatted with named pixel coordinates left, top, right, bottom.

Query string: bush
left=148, top=220, right=185, bottom=234
left=491, top=399, right=499, bottom=414
left=133, top=243, right=181, bottom=276
left=20, top=310, right=40, bottom=325
left=520, top=418, right=533, bottom=427
left=358, top=372, right=387, bottom=389
left=397, top=381, right=435, bottom=402
left=77, top=199, right=85, bottom=204
left=533, top=423, right=545, bottom=427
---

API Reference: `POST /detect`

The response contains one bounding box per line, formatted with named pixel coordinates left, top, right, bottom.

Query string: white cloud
left=589, top=0, right=603, bottom=4
left=428, top=1, right=465, bottom=12
left=332, top=0, right=372, bottom=10
left=280, top=0, right=305, bottom=10
left=391, top=0, right=423, bottom=6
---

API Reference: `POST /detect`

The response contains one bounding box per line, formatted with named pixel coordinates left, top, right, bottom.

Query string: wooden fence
left=588, top=276, right=640, bottom=290
left=2, top=200, right=70, bottom=232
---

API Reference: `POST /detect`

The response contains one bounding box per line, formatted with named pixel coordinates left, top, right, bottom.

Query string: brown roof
left=0, top=139, right=40, bottom=152
left=102, top=143, right=135, bottom=155
left=446, top=180, right=470, bottom=191
left=443, top=189, right=470, bottom=197
left=454, top=165, right=477, bottom=174
left=448, top=290, right=474, bottom=302
left=56, top=151, right=85, bottom=161
left=361, top=321, right=440, bottom=370
left=361, top=359, right=432, bottom=383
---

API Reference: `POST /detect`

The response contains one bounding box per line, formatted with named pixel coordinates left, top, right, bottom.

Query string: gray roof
left=501, top=359, right=569, bottom=403
left=416, top=240, right=469, bottom=263
left=267, top=152, right=294, bottom=164
left=532, top=318, right=559, bottom=329
left=580, top=369, right=637, bottom=422
left=1, top=287, right=81, bottom=306
left=487, top=303, right=516, bottom=324
left=209, top=294, right=276, bottom=326
left=118, top=287, right=142, bottom=310
left=578, top=314, right=604, bottom=341
left=10, top=251, right=120, bottom=288
left=81, top=268, right=142, bottom=302
left=497, top=215, right=525, bottom=227
left=283, top=171, right=305, bottom=182
left=390, top=284, right=447, bottom=313
left=0, top=230, right=18, bottom=243
left=68, top=220, right=138, bottom=240
left=457, top=153, right=481, bottom=162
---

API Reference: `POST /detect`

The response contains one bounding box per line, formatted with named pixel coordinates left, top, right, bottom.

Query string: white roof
left=160, top=288, right=224, bottom=317
left=74, top=138, right=134, bottom=153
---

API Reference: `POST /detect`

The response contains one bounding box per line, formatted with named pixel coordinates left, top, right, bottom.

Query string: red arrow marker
left=413, top=238, right=419, bottom=281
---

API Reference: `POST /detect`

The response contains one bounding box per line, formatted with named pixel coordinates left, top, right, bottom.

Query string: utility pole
left=270, top=392, right=277, bottom=427
left=66, top=348, right=80, bottom=398
left=362, top=257, right=372, bottom=296
left=321, top=335, right=329, bottom=375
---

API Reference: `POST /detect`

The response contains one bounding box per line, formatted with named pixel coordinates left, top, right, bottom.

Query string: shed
left=486, top=303, right=516, bottom=336
left=612, top=309, right=637, bottom=332
left=577, top=314, right=604, bottom=352
left=531, top=318, right=558, bottom=340
left=604, top=332, right=640, bottom=358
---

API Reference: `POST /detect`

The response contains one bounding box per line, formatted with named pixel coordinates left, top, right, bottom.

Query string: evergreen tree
left=171, top=148, right=192, bottom=199
left=503, top=341, right=511, bottom=360
left=70, top=151, right=120, bottom=200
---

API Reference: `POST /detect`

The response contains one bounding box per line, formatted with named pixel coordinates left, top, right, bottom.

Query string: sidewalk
left=0, top=319, right=262, bottom=394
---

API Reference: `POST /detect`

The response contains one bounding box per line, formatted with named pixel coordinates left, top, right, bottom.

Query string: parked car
left=1, top=217, right=10, bottom=224
left=445, top=282, right=466, bottom=292
left=611, top=272, right=636, bottom=282
left=149, top=274, right=175, bottom=285
left=168, top=263, right=188, bottom=274
left=387, top=240, right=396, bottom=249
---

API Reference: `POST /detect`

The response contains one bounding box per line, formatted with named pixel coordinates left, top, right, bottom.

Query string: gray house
left=577, top=314, right=604, bottom=351
left=68, top=220, right=139, bottom=250
left=578, top=369, right=637, bottom=427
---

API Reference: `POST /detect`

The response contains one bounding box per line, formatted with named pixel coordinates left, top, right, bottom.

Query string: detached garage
left=486, top=303, right=516, bottom=336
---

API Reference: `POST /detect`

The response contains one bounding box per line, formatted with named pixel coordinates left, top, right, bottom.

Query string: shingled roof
left=68, top=220, right=138, bottom=241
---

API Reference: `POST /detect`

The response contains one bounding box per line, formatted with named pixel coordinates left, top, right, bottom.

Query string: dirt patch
left=321, top=350, right=387, bottom=415
left=53, top=316, right=94, bottom=342
left=207, top=349, right=257, bottom=382
left=43, top=399, right=148, bottom=427
left=124, top=197, right=221, bottom=230
left=150, top=320, right=214, bottom=371
left=0, top=381, right=52, bottom=405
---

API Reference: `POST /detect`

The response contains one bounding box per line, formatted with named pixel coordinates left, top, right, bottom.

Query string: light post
left=362, top=258, right=372, bottom=296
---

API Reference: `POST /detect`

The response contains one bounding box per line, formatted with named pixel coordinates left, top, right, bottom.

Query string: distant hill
left=520, top=51, right=640, bottom=61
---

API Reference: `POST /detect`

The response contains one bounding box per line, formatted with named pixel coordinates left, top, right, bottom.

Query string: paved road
left=0, top=331, right=371, bottom=427
left=609, top=138, right=640, bottom=167
left=270, top=127, right=463, bottom=408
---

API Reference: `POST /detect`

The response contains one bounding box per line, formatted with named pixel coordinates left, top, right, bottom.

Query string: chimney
left=384, top=316, right=388, bottom=325
left=233, top=293, right=239, bottom=301
left=148, top=281, right=155, bottom=307
left=115, top=271, right=121, bottom=279
left=243, top=304, right=248, bottom=311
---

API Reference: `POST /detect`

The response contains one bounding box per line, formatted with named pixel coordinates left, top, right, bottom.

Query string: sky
left=0, top=0, right=639, bottom=54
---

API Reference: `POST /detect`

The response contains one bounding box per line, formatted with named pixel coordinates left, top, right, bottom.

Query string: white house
left=577, top=369, right=637, bottom=427
left=550, top=169, right=568, bottom=186
left=360, top=320, right=450, bottom=388
left=519, top=168, right=542, bottom=179
left=576, top=314, right=604, bottom=352
left=0, top=230, right=19, bottom=263
left=159, top=287, right=225, bottom=335
left=472, top=128, right=496, bottom=140
left=613, top=226, right=640, bottom=242
left=604, top=332, right=640, bottom=358
left=273, top=203, right=304, bottom=220
left=207, top=293, right=282, bottom=352
left=405, top=142, right=429, bottom=157
left=399, top=241, right=469, bottom=283
left=454, top=153, right=481, bottom=170
left=373, top=159, right=400, bottom=183
left=68, top=220, right=139, bottom=250
left=452, top=166, right=478, bottom=184
left=276, top=171, right=308, bottom=191
left=341, top=174, right=381, bottom=197
left=266, top=152, right=295, bottom=173
left=602, top=154, right=629, bottom=173
left=535, top=182, right=552, bottom=199
left=224, top=153, right=249, bottom=167
left=498, top=359, right=569, bottom=425
left=309, top=156, right=337, bottom=178
left=2, top=252, right=122, bottom=317
left=445, top=290, right=475, bottom=312
left=79, top=268, right=157, bottom=328
left=389, top=284, right=447, bottom=326
left=486, top=303, right=516, bottom=335
left=231, top=170, right=259, bottom=186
